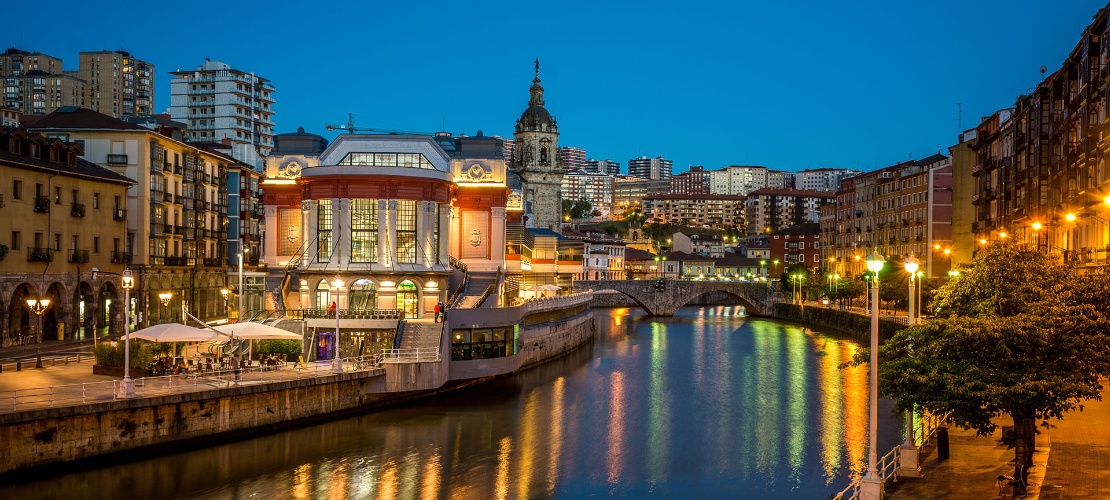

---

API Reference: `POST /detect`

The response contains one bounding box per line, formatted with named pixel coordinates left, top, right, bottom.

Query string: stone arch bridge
left=571, top=279, right=773, bottom=316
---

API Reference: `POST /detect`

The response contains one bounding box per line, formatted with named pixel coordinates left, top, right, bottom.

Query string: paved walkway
left=888, top=385, right=1110, bottom=499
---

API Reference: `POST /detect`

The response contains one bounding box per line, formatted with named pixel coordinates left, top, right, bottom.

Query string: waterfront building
left=744, top=188, right=833, bottom=235
left=560, top=230, right=626, bottom=281
left=585, top=158, right=621, bottom=175
left=561, top=169, right=613, bottom=216
left=31, top=107, right=235, bottom=328
left=0, top=127, right=134, bottom=346
left=612, top=176, right=670, bottom=214
left=628, top=155, right=672, bottom=180
left=558, top=146, right=585, bottom=171
left=168, top=60, right=275, bottom=168
left=508, top=61, right=563, bottom=230
left=623, top=247, right=659, bottom=279
left=670, top=166, right=711, bottom=194
left=643, top=193, right=745, bottom=229
left=78, top=51, right=154, bottom=117
left=0, top=48, right=86, bottom=116
left=672, top=231, right=724, bottom=257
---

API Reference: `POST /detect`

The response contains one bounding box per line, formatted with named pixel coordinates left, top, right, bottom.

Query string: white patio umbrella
left=128, top=323, right=222, bottom=342
left=212, top=323, right=302, bottom=340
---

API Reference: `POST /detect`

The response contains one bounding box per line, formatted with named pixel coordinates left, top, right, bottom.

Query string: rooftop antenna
left=1040, top=65, right=1047, bottom=82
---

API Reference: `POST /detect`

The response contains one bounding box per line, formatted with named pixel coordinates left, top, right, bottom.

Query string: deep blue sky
left=8, top=0, right=1107, bottom=173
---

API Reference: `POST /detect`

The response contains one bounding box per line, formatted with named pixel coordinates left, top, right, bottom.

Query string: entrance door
left=397, top=280, right=418, bottom=319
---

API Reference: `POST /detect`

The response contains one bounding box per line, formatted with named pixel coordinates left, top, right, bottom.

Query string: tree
left=857, top=242, right=1110, bottom=491
left=561, top=199, right=593, bottom=220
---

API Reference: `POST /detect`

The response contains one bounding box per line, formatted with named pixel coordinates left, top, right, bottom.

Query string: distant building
left=0, top=106, right=21, bottom=127
left=79, top=51, right=154, bottom=117
left=745, top=188, right=834, bottom=235
left=558, top=146, right=586, bottom=171
left=773, top=223, right=822, bottom=273
left=0, top=48, right=86, bottom=116
left=168, top=60, right=276, bottom=168
left=670, top=166, right=711, bottom=194
left=585, top=158, right=621, bottom=175
left=561, top=169, right=613, bottom=217
left=795, top=167, right=861, bottom=192
left=628, top=155, right=673, bottom=180
left=612, top=176, right=670, bottom=214
left=643, top=193, right=745, bottom=229
left=672, top=231, right=724, bottom=258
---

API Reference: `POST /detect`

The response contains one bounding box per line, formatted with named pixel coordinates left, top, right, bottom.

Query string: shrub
left=255, top=339, right=303, bottom=358
left=94, top=340, right=154, bottom=368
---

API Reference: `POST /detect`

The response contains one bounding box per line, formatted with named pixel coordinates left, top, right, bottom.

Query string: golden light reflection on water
left=647, top=321, right=669, bottom=485
left=420, top=452, right=442, bottom=500
left=785, top=327, right=808, bottom=482
left=839, top=341, right=869, bottom=476
left=817, top=336, right=846, bottom=480
left=607, top=370, right=626, bottom=487
left=495, top=436, right=513, bottom=500
left=518, top=389, right=537, bottom=499
left=292, top=463, right=311, bottom=500
left=377, top=459, right=398, bottom=500
left=547, top=377, right=565, bottom=495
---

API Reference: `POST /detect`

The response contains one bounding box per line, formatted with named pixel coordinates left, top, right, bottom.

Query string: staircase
left=453, top=272, right=498, bottom=309
left=398, top=321, right=443, bottom=352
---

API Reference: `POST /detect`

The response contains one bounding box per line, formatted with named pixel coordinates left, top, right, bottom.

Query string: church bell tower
left=510, top=60, right=563, bottom=230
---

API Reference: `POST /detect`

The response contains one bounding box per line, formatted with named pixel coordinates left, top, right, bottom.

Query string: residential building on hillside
left=773, top=223, right=821, bottom=273
left=560, top=230, right=626, bottom=280
left=585, top=158, right=620, bottom=175
left=612, top=176, right=670, bottom=214
left=558, top=146, right=585, bottom=171
left=745, top=188, right=833, bottom=235
left=672, top=231, right=724, bottom=257
left=79, top=51, right=154, bottom=117
left=643, top=193, right=745, bottom=229
left=168, top=60, right=275, bottom=168
left=628, top=155, right=672, bottom=180
left=0, top=48, right=85, bottom=116
left=31, top=107, right=238, bottom=328
left=561, top=169, right=613, bottom=216
left=0, top=127, right=135, bottom=346
left=1, top=106, right=20, bottom=127
left=795, top=168, right=862, bottom=191
left=670, top=166, right=711, bottom=194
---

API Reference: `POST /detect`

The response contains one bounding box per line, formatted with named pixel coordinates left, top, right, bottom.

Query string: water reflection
left=0, top=307, right=901, bottom=499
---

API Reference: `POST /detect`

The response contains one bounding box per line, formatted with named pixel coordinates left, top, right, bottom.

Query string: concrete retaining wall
left=590, top=290, right=743, bottom=309
left=0, top=371, right=401, bottom=475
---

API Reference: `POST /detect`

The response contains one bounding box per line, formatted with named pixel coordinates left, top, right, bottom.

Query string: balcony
left=203, top=258, right=223, bottom=267
left=28, top=248, right=53, bottom=262
left=902, top=219, right=909, bottom=226
left=68, top=250, right=89, bottom=263
left=163, top=161, right=172, bottom=172
left=175, top=226, right=186, bottom=235
left=163, top=224, right=173, bottom=235
left=972, top=163, right=982, bottom=176
left=915, top=217, right=923, bottom=224
left=163, top=256, right=189, bottom=266
left=113, top=208, right=127, bottom=221
left=70, top=203, right=86, bottom=218
left=972, top=193, right=981, bottom=205
left=33, top=196, right=50, bottom=213
left=110, top=251, right=131, bottom=264
left=106, top=154, right=128, bottom=165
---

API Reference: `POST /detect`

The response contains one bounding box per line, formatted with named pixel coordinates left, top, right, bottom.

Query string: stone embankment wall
left=0, top=370, right=413, bottom=475
left=772, top=303, right=905, bottom=343
left=518, top=311, right=594, bottom=369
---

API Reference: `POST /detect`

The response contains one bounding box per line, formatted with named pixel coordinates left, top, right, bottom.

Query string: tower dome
left=515, top=60, right=557, bottom=133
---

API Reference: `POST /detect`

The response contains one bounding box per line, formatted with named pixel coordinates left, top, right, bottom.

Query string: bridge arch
left=572, top=279, right=772, bottom=317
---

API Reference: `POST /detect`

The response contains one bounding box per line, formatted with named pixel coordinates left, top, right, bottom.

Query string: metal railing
left=379, top=348, right=441, bottom=363
left=832, top=411, right=951, bottom=500
left=522, top=291, right=594, bottom=314
left=0, top=356, right=386, bottom=414
left=301, top=308, right=403, bottom=320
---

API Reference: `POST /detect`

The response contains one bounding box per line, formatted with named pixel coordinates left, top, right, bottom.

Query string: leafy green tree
left=858, top=242, right=1110, bottom=490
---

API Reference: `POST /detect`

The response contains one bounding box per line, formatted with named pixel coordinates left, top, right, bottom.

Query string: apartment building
left=744, top=188, right=833, bottom=235
left=585, top=158, right=620, bottom=175
left=795, top=168, right=862, bottom=191
left=670, top=166, right=711, bottom=194
left=561, top=169, right=613, bottom=216
left=558, top=146, right=586, bottom=171
left=168, top=60, right=276, bottom=168
left=628, top=155, right=673, bottom=180
left=612, top=176, right=670, bottom=214
left=79, top=51, right=154, bottom=117
left=0, top=127, right=134, bottom=346
left=31, top=107, right=236, bottom=327
left=643, top=193, right=745, bottom=229
left=0, top=48, right=85, bottom=116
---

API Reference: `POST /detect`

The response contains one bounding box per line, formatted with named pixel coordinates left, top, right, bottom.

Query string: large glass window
left=351, top=199, right=378, bottom=262
left=315, top=280, right=330, bottom=309
left=349, top=279, right=377, bottom=310
left=317, top=199, right=332, bottom=263
left=337, top=152, right=436, bottom=169
left=396, top=200, right=417, bottom=263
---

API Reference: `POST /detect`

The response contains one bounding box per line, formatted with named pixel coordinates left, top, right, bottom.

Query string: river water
left=0, top=306, right=904, bottom=499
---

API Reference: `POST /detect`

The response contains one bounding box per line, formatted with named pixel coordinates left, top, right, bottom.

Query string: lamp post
left=899, top=254, right=922, bottom=478
left=26, top=295, right=50, bottom=369
left=238, top=247, right=248, bottom=321
left=221, top=288, right=230, bottom=318
left=1031, top=222, right=1042, bottom=251
left=158, top=292, right=172, bottom=324
left=862, top=250, right=886, bottom=498
left=904, top=255, right=919, bottom=325
left=331, top=275, right=344, bottom=373
left=118, top=270, right=135, bottom=398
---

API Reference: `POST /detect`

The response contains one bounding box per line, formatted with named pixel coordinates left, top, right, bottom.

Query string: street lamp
left=862, top=250, right=886, bottom=497
left=904, top=255, right=919, bottom=325
left=26, top=296, right=50, bottom=342
left=220, top=288, right=230, bottom=318
left=119, top=270, right=135, bottom=398
left=238, top=247, right=248, bottom=321
left=331, top=275, right=344, bottom=373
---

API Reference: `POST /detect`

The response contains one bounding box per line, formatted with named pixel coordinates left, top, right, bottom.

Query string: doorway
left=397, top=280, right=418, bottom=319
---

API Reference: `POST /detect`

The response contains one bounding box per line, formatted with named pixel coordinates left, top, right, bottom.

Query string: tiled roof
left=29, top=107, right=149, bottom=131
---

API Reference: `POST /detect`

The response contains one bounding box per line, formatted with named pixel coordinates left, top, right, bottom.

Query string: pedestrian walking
left=434, top=302, right=443, bottom=323
left=232, top=354, right=242, bottom=382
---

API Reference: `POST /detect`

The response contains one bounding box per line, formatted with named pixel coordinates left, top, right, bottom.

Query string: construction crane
left=325, top=113, right=433, bottom=136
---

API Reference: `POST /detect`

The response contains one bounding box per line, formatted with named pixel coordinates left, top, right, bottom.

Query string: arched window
left=349, top=279, right=377, bottom=310
left=539, top=147, right=548, bottom=164
left=315, top=280, right=331, bottom=309
left=397, top=280, right=418, bottom=319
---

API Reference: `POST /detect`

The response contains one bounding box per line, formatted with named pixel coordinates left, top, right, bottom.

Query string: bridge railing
left=523, top=291, right=594, bottom=314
